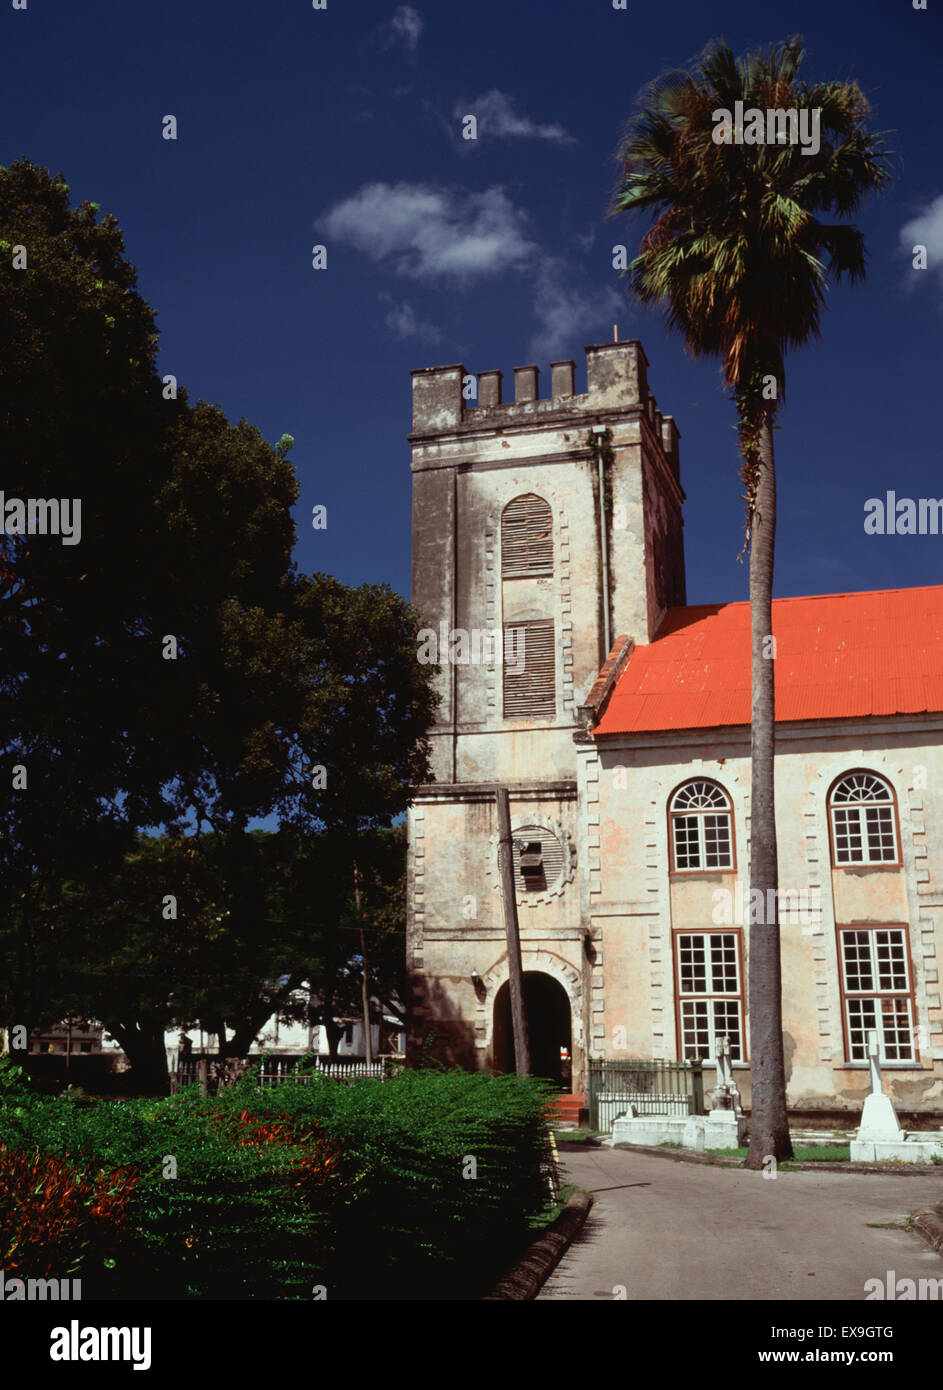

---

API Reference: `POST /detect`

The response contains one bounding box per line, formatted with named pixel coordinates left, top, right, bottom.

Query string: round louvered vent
left=512, top=824, right=566, bottom=894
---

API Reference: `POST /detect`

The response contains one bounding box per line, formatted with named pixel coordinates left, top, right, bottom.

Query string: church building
left=405, top=339, right=943, bottom=1115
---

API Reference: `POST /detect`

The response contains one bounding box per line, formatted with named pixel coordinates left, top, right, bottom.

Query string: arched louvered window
left=501, top=494, right=553, bottom=578
left=829, top=772, right=899, bottom=866
left=669, top=780, right=734, bottom=872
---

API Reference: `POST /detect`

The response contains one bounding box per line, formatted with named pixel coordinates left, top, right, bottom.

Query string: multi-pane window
left=502, top=619, right=555, bottom=719
left=829, top=772, right=898, bottom=865
left=501, top=494, right=553, bottom=578
left=840, top=927, right=915, bottom=1062
left=670, top=780, right=734, bottom=871
left=676, top=932, right=744, bottom=1061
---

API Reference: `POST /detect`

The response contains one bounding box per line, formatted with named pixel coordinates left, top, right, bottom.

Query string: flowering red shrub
left=230, top=1108, right=301, bottom=1146
left=0, top=1144, right=138, bottom=1276
left=288, top=1138, right=344, bottom=1192
left=214, top=1108, right=346, bottom=1195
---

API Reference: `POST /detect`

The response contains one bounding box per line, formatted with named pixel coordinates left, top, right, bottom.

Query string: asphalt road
left=537, top=1145, right=943, bottom=1301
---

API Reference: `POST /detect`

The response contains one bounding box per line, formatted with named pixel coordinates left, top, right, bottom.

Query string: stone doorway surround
left=476, top=948, right=584, bottom=1092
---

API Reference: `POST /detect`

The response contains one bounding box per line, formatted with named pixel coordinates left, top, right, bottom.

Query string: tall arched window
left=501, top=494, right=553, bottom=578
left=669, top=780, right=734, bottom=872
left=829, top=771, right=899, bottom=866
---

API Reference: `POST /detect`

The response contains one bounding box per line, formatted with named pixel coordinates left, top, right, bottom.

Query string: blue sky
left=2, top=0, right=941, bottom=608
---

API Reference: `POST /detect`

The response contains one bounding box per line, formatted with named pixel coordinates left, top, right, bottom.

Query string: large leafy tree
left=23, top=821, right=408, bottom=1090
left=0, top=161, right=437, bottom=1087
left=0, top=160, right=298, bottom=885
left=275, top=822, right=409, bottom=1061
left=611, top=39, right=889, bottom=1163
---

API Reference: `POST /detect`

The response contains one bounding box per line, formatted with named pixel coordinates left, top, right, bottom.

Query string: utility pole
left=353, top=861, right=373, bottom=1066
left=495, top=786, right=530, bottom=1076
left=359, top=926, right=373, bottom=1066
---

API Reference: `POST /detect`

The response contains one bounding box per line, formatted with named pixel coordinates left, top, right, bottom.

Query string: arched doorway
left=492, top=972, right=572, bottom=1088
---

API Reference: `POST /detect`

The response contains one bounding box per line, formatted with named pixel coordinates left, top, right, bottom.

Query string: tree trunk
left=107, top=1019, right=171, bottom=1096
left=324, top=1016, right=343, bottom=1061
left=745, top=416, right=794, bottom=1167
left=359, top=930, right=373, bottom=1066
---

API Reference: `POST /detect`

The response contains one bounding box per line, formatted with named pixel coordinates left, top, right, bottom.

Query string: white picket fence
left=171, top=1054, right=396, bottom=1091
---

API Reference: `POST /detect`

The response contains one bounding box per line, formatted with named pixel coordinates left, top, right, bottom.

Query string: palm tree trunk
left=745, top=415, right=794, bottom=1166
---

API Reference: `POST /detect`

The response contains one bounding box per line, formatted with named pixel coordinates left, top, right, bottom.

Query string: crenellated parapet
left=410, top=339, right=679, bottom=483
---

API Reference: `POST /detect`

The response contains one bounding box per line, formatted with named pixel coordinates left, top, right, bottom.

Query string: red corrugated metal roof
left=593, top=586, right=943, bottom=735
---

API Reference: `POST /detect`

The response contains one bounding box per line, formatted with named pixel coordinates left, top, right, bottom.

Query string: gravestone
left=697, top=1034, right=747, bottom=1147
left=855, top=1030, right=902, bottom=1142
left=710, top=1034, right=743, bottom=1114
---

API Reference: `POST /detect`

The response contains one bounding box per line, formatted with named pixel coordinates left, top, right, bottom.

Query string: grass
left=790, top=1144, right=851, bottom=1163
left=701, top=1144, right=852, bottom=1162
left=531, top=1182, right=578, bottom=1230
left=551, top=1128, right=599, bottom=1145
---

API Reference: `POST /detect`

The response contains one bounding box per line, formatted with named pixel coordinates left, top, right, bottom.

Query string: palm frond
left=610, top=35, right=891, bottom=401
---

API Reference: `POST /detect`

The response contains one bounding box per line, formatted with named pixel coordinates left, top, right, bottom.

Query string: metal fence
left=259, top=1058, right=389, bottom=1086
left=587, top=1058, right=704, bottom=1131
left=170, top=1054, right=396, bottom=1094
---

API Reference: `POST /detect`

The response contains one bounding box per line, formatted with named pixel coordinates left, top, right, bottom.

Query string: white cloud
left=900, top=194, right=943, bottom=292
left=453, top=89, right=574, bottom=144
left=529, top=257, right=623, bottom=359
left=384, top=5, right=422, bottom=54
left=378, top=293, right=442, bottom=341
left=319, top=183, right=620, bottom=352
left=318, top=181, right=536, bottom=281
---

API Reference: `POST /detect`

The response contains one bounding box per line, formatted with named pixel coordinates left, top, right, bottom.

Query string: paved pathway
left=538, top=1145, right=943, bottom=1301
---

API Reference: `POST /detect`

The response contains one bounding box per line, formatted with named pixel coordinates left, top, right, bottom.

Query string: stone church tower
left=405, top=340, right=685, bottom=1089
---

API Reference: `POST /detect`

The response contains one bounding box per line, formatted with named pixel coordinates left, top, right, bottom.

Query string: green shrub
left=0, top=1079, right=345, bottom=1298
left=0, top=1066, right=556, bottom=1300
left=221, top=1067, right=557, bottom=1298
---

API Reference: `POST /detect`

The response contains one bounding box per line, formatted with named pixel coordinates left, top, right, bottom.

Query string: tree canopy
left=611, top=37, right=890, bottom=514
left=0, top=160, right=436, bottom=1087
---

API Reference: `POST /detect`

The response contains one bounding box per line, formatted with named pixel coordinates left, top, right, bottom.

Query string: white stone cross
left=868, top=1029, right=882, bottom=1095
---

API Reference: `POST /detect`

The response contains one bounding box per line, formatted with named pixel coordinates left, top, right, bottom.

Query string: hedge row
left=0, top=1058, right=556, bottom=1299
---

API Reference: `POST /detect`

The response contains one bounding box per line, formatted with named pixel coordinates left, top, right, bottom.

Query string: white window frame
left=839, top=927, right=916, bottom=1063
left=670, top=780, right=734, bottom=872
left=676, top=931, right=744, bottom=1062
left=829, top=772, right=899, bottom=866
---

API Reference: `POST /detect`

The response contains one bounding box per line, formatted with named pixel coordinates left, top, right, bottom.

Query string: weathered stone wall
left=408, top=341, right=686, bottom=790
left=580, top=720, right=943, bottom=1112
left=407, top=342, right=686, bottom=1082
left=406, top=784, right=584, bottom=1075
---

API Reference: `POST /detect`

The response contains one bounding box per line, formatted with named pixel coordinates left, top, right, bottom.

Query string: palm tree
left=611, top=38, right=890, bottom=1164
